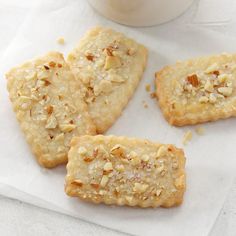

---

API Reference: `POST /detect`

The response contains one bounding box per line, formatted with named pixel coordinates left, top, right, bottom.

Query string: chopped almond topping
left=49, top=61, right=56, bottom=68
left=46, top=105, right=53, bottom=115
left=71, top=180, right=83, bottom=187
left=186, top=74, right=199, bottom=87
left=86, top=53, right=95, bottom=61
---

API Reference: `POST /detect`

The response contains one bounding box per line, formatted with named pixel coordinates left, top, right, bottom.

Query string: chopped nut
left=85, top=53, right=95, bottom=61
left=141, top=154, right=149, bottom=162
left=110, top=145, right=125, bottom=158
left=127, top=48, right=136, bottom=56
left=186, top=74, right=199, bottom=87
left=100, top=175, right=109, bottom=187
left=90, top=183, right=99, bottom=189
left=150, top=92, right=156, bottom=99
left=59, top=124, right=76, bottom=132
left=57, top=37, right=65, bottom=45
left=104, top=48, right=113, bottom=56
left=45, top=115, right=57, bottom=129
left=49, top=61, right=56, bottom=68
left=205, top=63, right=218, bottom=73
left=55, top=133, right=64, bottom=141
left=212, top=70, right=220, bottom=76
left=145, top=84, right=151, bottom=92
left=103, top=162, right=113, bottom=172
left=156, top=189, right=162, bottom=197
left=46, top=105, right=53, bottom=115
left=133, top=183, right=148, bottom=193
left=83, top=156, right=94, bottom=162
left=94, top=80, right=112, bottom=96
left=104, top=56, right=121, bottom=70
left=217, top=87, right=233, bottom=96
left=204, top=80, right=214, bottom=92
left=71, top=179, right=83, bottom=187
left=78, top=147, right=87, bottom=155
left=199, top=96, right=209, bottom=103
left=182, top=130, right=192, bottom=145
left=174, top=175, right=185, bottom=189
left=195, top=126, right=205, bottom=135
left=156, top=146, right=167, bottom=157
left=116, top=164, right=125, bottom=172
left=37, top=70, right=49, bottom=80
left=218, top=74, right=229, bottom=83
left=131, top=156, right=141, bottom=166
left=209, top=93, right=217, bottom=104
left=108, top=74, right=124, bottom=83
left=125, top=196, right=133, bottom=204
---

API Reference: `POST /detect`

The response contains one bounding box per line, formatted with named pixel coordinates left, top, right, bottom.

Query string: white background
left=0, top=0, right=236, bottom=235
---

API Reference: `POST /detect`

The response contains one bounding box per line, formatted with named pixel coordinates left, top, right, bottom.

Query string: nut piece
left=157, top=146, right=167, bottom=157
left=209, top=93, right=217, bottom=104
left=199, top=96, right=209, bottom=103
left=45, top=115, right=57, bottom=129
left=217, top=87, right=233, bottom=96
left=78, top=147, right=87, bottom=155
left=108, top=74, right=125, bottom=83
left=103, top=162, right=113, bottom=172
left=60, top=124, right=76, bottom=132
left=94, top=80, right=112, bottom=96
left=182, top=130, right=192, bottom=145
left=100, top=175, right=109, bottom=187
left=156, top=189, right=163, bottom=197
left=110, top=145, right=125, bottom=158
left=116, top=164, right=125, bottom=172
left=174, top=175, right=185, bottom=189
left=186, top=74, right=199, bottom=87
left=141, top=154, right=149, bottom=162
left=71, top=179, right=83, bottom=187
left=104, top=56, right=121, bottom=70
left=133, top=183, right=148, bottom=193
left=204, top=80, right=214, bottom=92
left=218, top=74, right=229, bottom=83
left=205, top=63, right=218, bottom=73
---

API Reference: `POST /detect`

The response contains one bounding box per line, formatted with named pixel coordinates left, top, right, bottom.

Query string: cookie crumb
left=150, top=92, right=156, bottom=99
left=182, top=130, right=192, bottom=145
left=195, top=126, right=205, bottom=135
left=145, top=84, right=151, bottom=92
left=57, top=37, right=65, bottom=45
left=142, top=100, right=148, bottom=108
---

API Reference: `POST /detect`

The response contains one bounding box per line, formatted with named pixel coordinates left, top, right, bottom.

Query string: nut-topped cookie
left=67, top=27, right=148, bottom=133
left=65, top=135, right=186, bottom=208
left=156, top=53, right=236, bottom=126
left=6, top=52, right=96, bottom=168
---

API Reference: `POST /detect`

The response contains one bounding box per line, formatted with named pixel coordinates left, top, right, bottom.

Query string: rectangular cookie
left=156, top=53, right=236, bottom=126
left=65, top=135, right=186, bottom=208
left=6, top=52, right=96, bottom=168
left=67, top=27, right=148, bottom=133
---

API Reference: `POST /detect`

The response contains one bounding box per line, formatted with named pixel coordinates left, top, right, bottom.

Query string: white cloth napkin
left=1, top=0, right=236, bottom=235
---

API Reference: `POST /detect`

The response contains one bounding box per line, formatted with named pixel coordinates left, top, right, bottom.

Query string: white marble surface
left=0, top=0, right=236, bottom=235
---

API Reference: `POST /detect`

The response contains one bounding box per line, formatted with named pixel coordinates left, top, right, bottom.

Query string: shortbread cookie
left=65, top=135, right=186, bottom=208
left=67, top=27, right=148, bottom=133
left=6, top=52, right=96, bottom=168
left=156, top=53, right=236, bottom=126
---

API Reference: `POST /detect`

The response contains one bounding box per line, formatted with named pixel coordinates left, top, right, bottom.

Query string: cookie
left=67, top=27, right=148, bottom=133
left=156, top=53, right=236, bottom=126
left=65, top=135, right=186, bottom=208
left=6, top=52, right=96, bottom=168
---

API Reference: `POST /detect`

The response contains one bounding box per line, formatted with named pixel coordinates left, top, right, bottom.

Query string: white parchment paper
left=0, top=0, right=236, bottom=235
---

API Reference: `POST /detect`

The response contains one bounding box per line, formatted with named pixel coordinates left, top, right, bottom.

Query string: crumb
left=150, top=92, right=156, bottom=99
left=142, top=100, right=148, bottom=108
left=195, top=126, right=205, bottom=135
left=182, top=130, right=192, bottom=145
left=145, top=84, right=151, bottom=92
left=57, top=37, right=65, bottom=45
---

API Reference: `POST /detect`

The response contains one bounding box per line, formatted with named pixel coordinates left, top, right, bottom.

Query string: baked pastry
left=6, top=52, right=96, bottom=168
left=65, top=135, right=186, bottom=208
left=156, top=53, right=236, bottom=126
left=67, top=26, right=148, bottom=133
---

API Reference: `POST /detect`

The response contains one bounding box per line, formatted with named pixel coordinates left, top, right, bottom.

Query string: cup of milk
left=88, top=0, right=194, bottom=27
